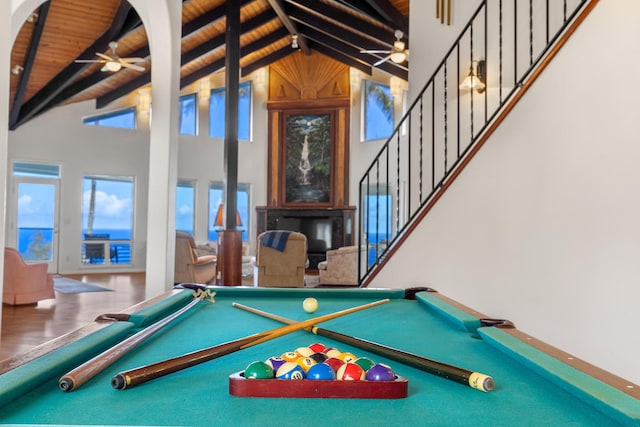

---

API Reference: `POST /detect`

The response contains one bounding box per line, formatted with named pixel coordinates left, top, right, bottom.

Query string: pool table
left=0, top=286, right=638, bottom=426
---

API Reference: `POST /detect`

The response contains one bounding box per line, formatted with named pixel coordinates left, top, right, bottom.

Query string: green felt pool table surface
left=0, top=286, right=638, bottom=426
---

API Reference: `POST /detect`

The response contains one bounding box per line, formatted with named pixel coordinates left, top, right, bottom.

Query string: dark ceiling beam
left=308, top=42, right=372, bottom=77
left=11, top=1, right=139, bottom=130
left=9, top=2, right=50, bottom=130
left=339, top=0, right=408, bottom=33
left=298, top=24, right=407, bottom=80
left=267, top=0, right=311, bottom=55
left=241, top=45, right=297, bottom=77
left=288, top=6, right=388, bottom=53
left=286, top=0, right=396, bottom=47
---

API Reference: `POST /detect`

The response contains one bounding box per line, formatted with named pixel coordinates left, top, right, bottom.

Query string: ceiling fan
left=361, top=30, right=409, bottom=66
left=75, top=41, right=145, bottom=72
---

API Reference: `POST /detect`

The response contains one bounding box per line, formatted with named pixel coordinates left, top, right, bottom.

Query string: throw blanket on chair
left=262, top=231, right=291, bottom=252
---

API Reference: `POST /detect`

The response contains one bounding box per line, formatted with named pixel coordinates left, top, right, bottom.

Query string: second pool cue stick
left=232, top=302, right=494, bottom=392
left=58, top=289, right=215, bottom=392
left=111, top=299, right=389, bottom=390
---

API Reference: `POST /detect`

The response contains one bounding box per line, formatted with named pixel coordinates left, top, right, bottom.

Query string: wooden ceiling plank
left=342, top=0, right=408, bottom=33
left=308, top=42, right=372, bottom=77
left=9, top=2, right=50, bottom=129
left=241, top=45, right=297, bottom=77
left=12, top=0, right=137, bottom=129
left=267, top=0, right=311, bottom=55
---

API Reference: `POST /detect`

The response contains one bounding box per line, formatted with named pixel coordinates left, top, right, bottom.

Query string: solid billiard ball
left=275, top=362, right=306, bottom=380
left=306, top=363, right=336, bottom=380
left=295, top=357, right=317, bottom=372
left=336, top=362, right=365, bottom=381
left=303, top=297, right=318, bottom=313
left=308, top=343, right=326, bottom=353
left=294, top=347, right=314, bottom=358
left=244, top=361, right=274, bottom=379
left=264, top=356, right=286, bottom=373
left=365, top=364, right=396, bottom=381
left=337, top=351, right=357, bottom=363
left=354, top=357, right=375, bottom=372
left=281, top=351, right=299, bottom=362
left=309, top=352, right=328, bottom=363
left=324, top=357, right=344, bottom=372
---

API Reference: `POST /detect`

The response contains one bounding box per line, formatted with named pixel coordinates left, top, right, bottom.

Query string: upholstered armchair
left=253, top=231, right=308, bottom=288
left=318, top=245, right=360, bottom=286
left=174, top=231, right=217, bottom=284
left=3, top=247, right=55, bottom=305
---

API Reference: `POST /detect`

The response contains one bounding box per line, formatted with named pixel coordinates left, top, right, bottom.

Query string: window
left=208, top=182, right=250, bottom=242
left=179, top=94, right=197, bottom=135
left=176, top=180, right=195, bottom=235
left=13, top=162, right=60, bottom=178
left=209, top=81, right=252, bottom=140
left=363, top=187, right=392, bottom=266
left=83, top=108, right=136, bottom=129
left=363, top=80, right=394, bottom=141
left=82, top=176, right=134, bottom=265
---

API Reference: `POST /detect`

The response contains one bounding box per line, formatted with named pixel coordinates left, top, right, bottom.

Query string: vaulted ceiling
left=8, top=0, right=409, bottom=130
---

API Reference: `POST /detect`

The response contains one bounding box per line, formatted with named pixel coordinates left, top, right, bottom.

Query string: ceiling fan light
left=390, top=51, right=406, bottom=64
left=105, top=61, right=122, bottom=72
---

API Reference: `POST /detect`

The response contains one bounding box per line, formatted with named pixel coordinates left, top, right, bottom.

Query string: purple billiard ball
left=365, top=363, right=396, bottom=381
left=265, top=356, right=286, bottom=373
left=306, top=362, right=336, bottom=380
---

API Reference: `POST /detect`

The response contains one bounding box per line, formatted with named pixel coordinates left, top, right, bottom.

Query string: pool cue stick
left=58, top=289, right=215, bottom=392
left=111, top=298, right=390, bottom=390
left=232, top=302, right=494, bottom=392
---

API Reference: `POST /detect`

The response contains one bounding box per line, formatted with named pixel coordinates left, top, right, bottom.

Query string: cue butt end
left=111, top=374, right=127, bottom=390
left=58, top=376, right=75, bottom=392
left=468, top=372, right=494, bottom=392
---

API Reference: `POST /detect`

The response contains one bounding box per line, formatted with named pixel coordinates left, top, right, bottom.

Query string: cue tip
left=111, top=374, right=127, bottom=390
left=469, top=372, right=495, bottom=392
left=58, top=376, right=75, bottom=392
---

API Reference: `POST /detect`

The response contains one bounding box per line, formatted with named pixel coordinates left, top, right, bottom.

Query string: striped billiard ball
left=336, top=362, right=365, bottom=381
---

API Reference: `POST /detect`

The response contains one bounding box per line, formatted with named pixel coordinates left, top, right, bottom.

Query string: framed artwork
left=283, top=112, right=333, bottom=205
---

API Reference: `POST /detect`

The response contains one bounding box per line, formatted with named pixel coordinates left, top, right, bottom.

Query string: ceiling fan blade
left=119, top=57, right=145, bottom=63
left=96, top=52, right=114, bottom=61
left=361, top=49, right=390, bottom=54
left=74, top=59, right=106, bottom=63
left=120, top=62, right=145, bottom=72
left=374, top=55, right=391, bottom=66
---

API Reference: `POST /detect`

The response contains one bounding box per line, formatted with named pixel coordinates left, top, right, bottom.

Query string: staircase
left=357, top=0, right=599, bottom=285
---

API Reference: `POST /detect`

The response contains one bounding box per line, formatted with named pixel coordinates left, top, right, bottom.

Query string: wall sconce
left=214, top=204, right=243, bottom=229
left=291, top=34, right=299, bottom=49
left=389, top=76, right=407, bottom=99
left=198, top=78, right=211, bottom=104
left=460, top=60, right=486, bottom=93
left=11, top=65, right=24, bottom=75
left=254, top=67, right=266, bottom=89
left=26, top=12, right=38, bottom=23
left=137, top=87, right=151, bottom=113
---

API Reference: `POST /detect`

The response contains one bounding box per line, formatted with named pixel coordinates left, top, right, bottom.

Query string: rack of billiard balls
left=228, top=343, right=408, bottom=398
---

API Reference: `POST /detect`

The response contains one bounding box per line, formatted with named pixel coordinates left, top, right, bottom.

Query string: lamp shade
left=214, top=204, right=243, bottom=228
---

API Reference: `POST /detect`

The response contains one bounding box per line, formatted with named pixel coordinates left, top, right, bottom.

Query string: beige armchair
left=318, top=245, right=360, bottom=286
left=3, top=247, right=55, bottom=305
left=174, top=231, right=217, bottom=284
left=253, top=231, right=307, bottom=287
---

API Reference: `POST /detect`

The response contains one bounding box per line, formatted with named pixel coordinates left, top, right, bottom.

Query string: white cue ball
left=303, top=297, right=318, bottom=313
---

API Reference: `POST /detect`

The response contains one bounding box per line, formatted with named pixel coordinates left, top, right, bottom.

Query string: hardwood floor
left=0, top=273, right=146, bottom=363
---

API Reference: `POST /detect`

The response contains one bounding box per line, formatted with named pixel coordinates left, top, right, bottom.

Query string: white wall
left=373, top=0, right=640, bottom=385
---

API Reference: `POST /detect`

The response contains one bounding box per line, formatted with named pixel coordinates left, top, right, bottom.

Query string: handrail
left=358, top=0, right=598, bottom=286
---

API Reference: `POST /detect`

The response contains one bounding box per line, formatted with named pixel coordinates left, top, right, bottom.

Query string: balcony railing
left=358, top=0, right=595, bottom=284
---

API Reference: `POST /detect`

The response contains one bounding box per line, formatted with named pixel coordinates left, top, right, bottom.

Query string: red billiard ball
left=336, top=362, right=365, bottom=381
left=276, top=362, right=306, bottom=380
left=306, top=363, right=336, bottom=380
left=365, top=363, right=396, bottom=381
left=309, top=343, right=326, bottom=353
left=324, top=357, right=344, bottom=372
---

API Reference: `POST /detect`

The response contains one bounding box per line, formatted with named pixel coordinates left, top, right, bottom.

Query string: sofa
left=3, top=247, right=55, bottom=305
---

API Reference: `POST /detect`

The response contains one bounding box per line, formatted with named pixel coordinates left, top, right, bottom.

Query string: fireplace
left=256, top=207, right=355, bottom=270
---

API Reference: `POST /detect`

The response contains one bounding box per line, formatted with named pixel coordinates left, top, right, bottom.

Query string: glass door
left=14, top=178, right=60, bottom=272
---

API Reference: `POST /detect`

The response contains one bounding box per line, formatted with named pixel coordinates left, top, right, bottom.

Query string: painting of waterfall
left=284, top=113, right=332, bottom=204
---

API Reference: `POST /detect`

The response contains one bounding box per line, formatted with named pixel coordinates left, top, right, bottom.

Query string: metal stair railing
left=358, top=0, right=597, bottom=285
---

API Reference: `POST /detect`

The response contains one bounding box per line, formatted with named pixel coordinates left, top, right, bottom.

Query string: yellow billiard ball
left=303, top=297, right=318, bottom=313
